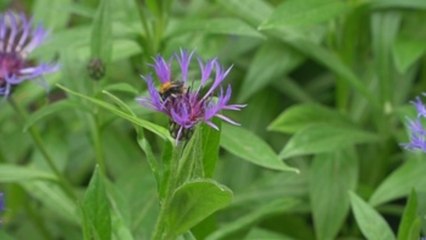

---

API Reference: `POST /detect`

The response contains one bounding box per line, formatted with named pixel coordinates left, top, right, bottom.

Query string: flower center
left=0, top=53, right=24, bottom=84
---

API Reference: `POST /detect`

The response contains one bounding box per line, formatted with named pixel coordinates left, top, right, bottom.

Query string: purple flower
left=402, top=95, right=426, bottom=152
left=0, top=12, right=58, bottom=96
left=137, top=50, right=246, bottom=140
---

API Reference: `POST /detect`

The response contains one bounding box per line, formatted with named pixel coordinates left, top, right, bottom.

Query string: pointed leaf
left=350, top=192, right=395, bottom=240
left=165, top=179, right=233, bottom=238
left=82, top=167, right=111, bottom=240
left=220, top=124, right=299, bottom=173
left=91, top=0, right=112, bottom=62
left=369, top=159, right=426, bottom=206
left=239, top=40, right=304, bottom=102
left=397, top=190, right=420, bottom=240
left=268, top=104, right=353, bottom=134
left=57, top=84, right=171, bottom=141
left=280, top=124, right=380, bottom=159
left=310, top=150, right=358, bottom=240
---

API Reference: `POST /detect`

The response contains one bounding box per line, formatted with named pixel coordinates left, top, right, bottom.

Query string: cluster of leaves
left=0, top=0, right=425, bottom=239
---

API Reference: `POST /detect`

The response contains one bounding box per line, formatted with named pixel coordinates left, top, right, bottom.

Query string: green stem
left=87, top=113, right=106, bottom=175
left=8, top=97, right=76, bottom=201
left=152, top=143, right=183, bottom=240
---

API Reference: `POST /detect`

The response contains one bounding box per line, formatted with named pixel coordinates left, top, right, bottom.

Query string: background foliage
left=0, top=0, right=426, bottom=239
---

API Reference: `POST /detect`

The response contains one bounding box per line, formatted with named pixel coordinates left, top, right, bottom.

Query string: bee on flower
left=137, top=50, right=246, bottom=141
left=0, top=12, right=58, bottom=96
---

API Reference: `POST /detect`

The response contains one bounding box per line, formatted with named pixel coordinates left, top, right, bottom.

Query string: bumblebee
left=159, top=80, right=186, bottom=100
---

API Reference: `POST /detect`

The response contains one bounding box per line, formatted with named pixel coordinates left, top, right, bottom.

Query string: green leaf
left=268, top=104, right=353, bottom=134
left=310, top=150, right=358, bottom=240
left=260, top=0, right=350, bottom=30
left=271, top=34, right=378, bottom=107
left=215, top=0, right=273, bottom=26
left=0, top=164, right=56, bottom=182
left=91, top=0, right=113, bottom=62
left=164, top=179, right=233, bottom=239
left=397, top=190, right=420, bottom=240
left=102, top=83, right=139, bottom=95
left=201, top=121, right=221, bottom=178
left=371, top=0, right=426, bottom=9
left=206, top=198, right=298, bottom=240
left=23, top=100, right=84, bottom=132
left=369, top=158, right=426, bottom=206
left=349, top=192, right=396, bottom=240
left=239, top=40, right=304, bottom=102
left=22, top=181, right=79, bottom=223
left=57, top=84, right=171, bottom=141
left=393, top=37, right=426, bottom=73
left=168, top=18, right=264, bottom=39
left=220, top=124, right=299, bottom=173
left=279, top=123, right=380, bottom=159
left=32, top=0, right=72, bottom=31
left=371, top=11, right=400, bottom=105
left=245, top=228, right=293, bottom=240
left=82, top=166, right=111, bottom=240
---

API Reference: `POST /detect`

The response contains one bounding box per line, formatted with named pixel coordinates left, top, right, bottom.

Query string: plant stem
left=151, top=143, right=183, bottom=240
left=87, top=113, right=106, bottom=175
left=8, top=97, right=76, bottom=201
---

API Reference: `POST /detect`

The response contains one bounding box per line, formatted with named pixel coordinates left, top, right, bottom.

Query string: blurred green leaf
left=215, top=0, right=273, bottom=25
left=0, top=164, right=56, bottom=182
left=165, top=179, right=233, bottom=239
left=201, top=121, right=221, bottom=178
left=280, top=124, right=380, bottom=159
left=310, top=149, right=358, bottom=240
left=206, top=198, right=299, bottom=240
left=82, top=167, right=111, bottom=240
left=103, top=83, right=139, bottom=95
left=369, top=158, right=426, bottom=206
left=23, top=100, right=84, bottom=132
left=245, top=228, right=293, bottom=240
left=57, top=84, right=171, bottom=141
left=22, top=181, right=79, bottom=223
left=371, top=11, right=400, bottom=105
left=32, top=0, right=72, bottom=31
left=397, top=190, right=420, bottom=240
left=239, top=40, right=304, bottom=102
left=91, top=0, right=113, bottom=62
left=168, top=18, right=264, bottom=39
left=393, top=37, right=426, bottom=73
left=260, top=0, right=350, bottom=30
left=220, top=124, right=299, bottom=173
left=268, top=104, right=353, bottom=134
left=371, top=0, right=426, bottom=9
left=349, top=192, right=395, bottom=240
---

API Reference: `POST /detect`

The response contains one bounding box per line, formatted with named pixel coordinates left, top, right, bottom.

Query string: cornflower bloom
left=0, top=12, right=58, bottom=96
left=401, top=95, right=426, bottom=152
left=137, top=50, right=245, bottom=141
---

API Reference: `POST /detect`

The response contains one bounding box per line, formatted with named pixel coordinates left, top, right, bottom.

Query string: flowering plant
left=137, top=50, right=245, bottom=140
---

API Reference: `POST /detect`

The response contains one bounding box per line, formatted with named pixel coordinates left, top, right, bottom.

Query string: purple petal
left=142, top=74, right=164, bottom=111
left=411, top=97, right=426, bottom=118
left=176, top=49, right=194, bottom=83
left=198, top=57, right=216, bottom=86
left=202, top=62, right=232, bottom=100
left=153, top=55, right=171, bottom=83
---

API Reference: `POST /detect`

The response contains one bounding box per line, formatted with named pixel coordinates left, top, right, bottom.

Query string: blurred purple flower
left=0, top=12, right=58, bottom=96
left=137, top=50, right=246, bottom=140
left=402, top=95, right=426, bottom=152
